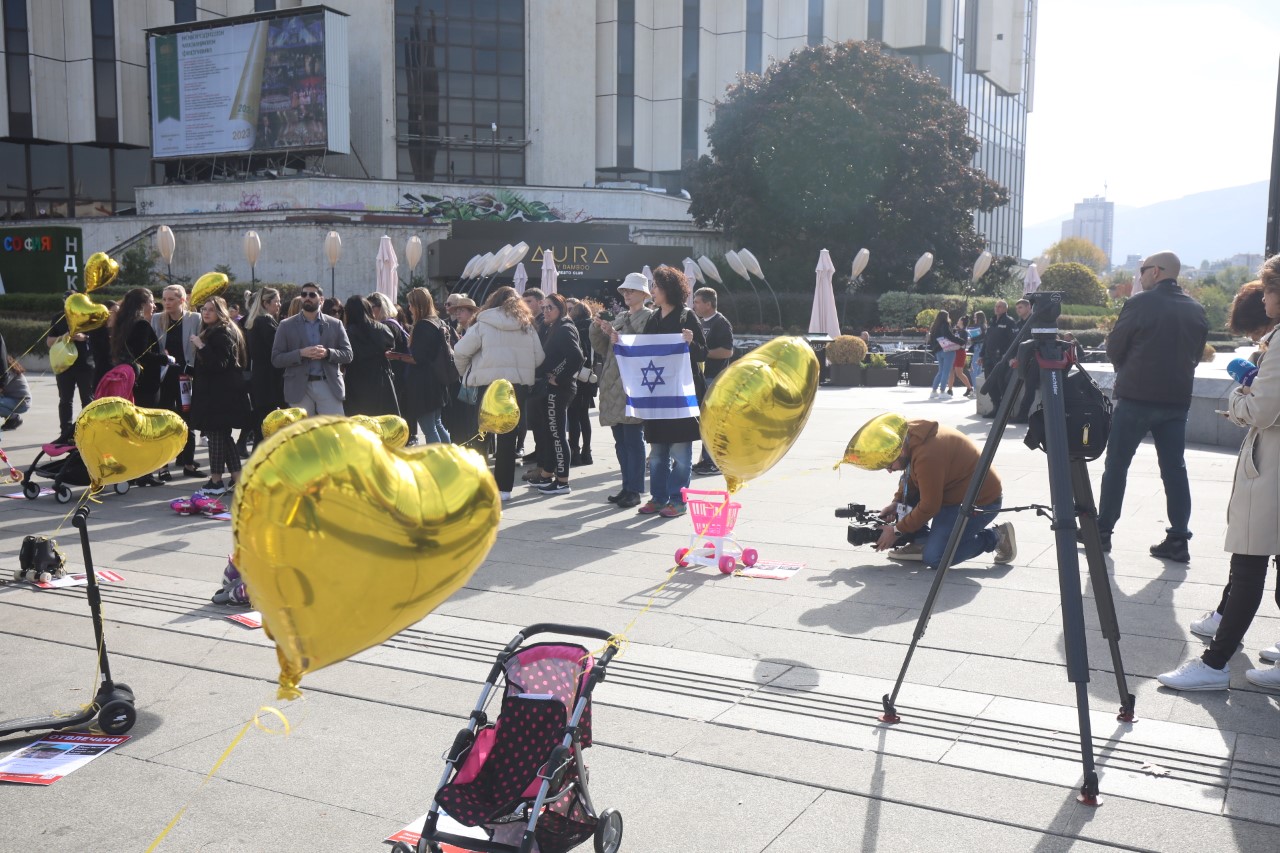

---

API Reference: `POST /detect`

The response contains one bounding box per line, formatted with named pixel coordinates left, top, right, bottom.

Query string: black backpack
left=428, top=319, right=460, bottom=386
left=1024, top=362, right=1112, bottom=461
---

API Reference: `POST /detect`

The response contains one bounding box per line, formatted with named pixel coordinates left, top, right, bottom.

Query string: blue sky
left=1023, top=0, right=1280, bottom=224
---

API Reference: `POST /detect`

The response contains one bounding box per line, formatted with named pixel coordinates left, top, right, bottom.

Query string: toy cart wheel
left=674, top=547, right=690, bottom=567
left=594, top=808, right=623, bottom=853
left=37, top=571, right=52, bottom=583
left=22, top=481, right=40, bottom=500
left=718, top=555, right=737, bottom=574
left=98, top=699, right=136, bottom=735
left=742, top=548, right=759, bottom=567
left=114, top=481, right=130, bottom=496
left=55, top=485, right=74, bottom=504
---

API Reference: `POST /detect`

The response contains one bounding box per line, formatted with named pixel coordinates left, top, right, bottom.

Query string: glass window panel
left=476, top=50, right=496, bottom=73
left=473, top=23, right=496, bottom=46
left=499, top=152, right=522, bottom=178
left=497, top=101, right=522, bottom=129
left=474, top=101, right=497, bottom=124
left=498, top=50, right=521, bottom=75
left=499, top=75, right=522, bottom=100
left=173, top=0, right=196, bottom=23
left=474, top=152, right=494, bottom=179
left=498, top=24, right=522, bottom=50
left=447, top=46, right=472, bottom=71
left=29, top=143, right=68, bottom=195
left=7, top=54, right=32, bottom=114
left=73, top=145, right=112, bottom=200
left=474, top=0, right=497, bottom=18
left=94, top=60, right=118, bottom=119
left=449, top=152, right=473, bottom=176
left=498, top=0, right=522, bottom=21
left=448, top=72, right=472, bottom=97
left=474, top=75, right=497, bottom=99
left=255, top=0, right=277, bottom=12
left=4, top=0, right=28, bottom=30
left=448, top=21, right=472, bottom=45
left=447, top=0, right=472, bottom=17
left=90, top=0, right=114, bottom=38
left=448, top=100, right=472, bottom=124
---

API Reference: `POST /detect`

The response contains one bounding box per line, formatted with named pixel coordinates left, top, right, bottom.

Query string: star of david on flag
left=616, top=333, right=698, bottom=420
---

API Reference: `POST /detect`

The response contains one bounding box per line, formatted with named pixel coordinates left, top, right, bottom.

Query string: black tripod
left=878, top=291, right=1135, bottom=805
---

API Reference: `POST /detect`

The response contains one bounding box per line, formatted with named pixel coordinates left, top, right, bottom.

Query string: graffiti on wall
left=394, top=190, right=585, bottom=223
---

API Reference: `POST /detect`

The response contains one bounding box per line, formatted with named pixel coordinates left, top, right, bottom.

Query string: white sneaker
left=888, top=542, right=924, bottom=562
left=1245, top=663, right=1280, bottom=689
left=928, top=391, right=941, bottom=400
left=1259, top=642, right=1280, bottom=664
left=499, top=491, right=512, bottom=501
left=993, top=522, right=1017, bottom=564
left=1157, top=658, right=1230, bottom=691
left=1189, top=610, right=1222, bottom=639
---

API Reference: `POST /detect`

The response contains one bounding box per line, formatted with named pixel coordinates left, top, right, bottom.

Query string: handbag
left=938, top=337, right=961, bottom=352
left=457, top=366, right=479, bottom=405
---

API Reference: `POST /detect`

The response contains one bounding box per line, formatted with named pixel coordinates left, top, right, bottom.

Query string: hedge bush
left=915, top=308, right=940, bottom=330
left=1057, top=315, right=1112, bottom=330
left=1070, top=330, right=1106, bottom=348
left=0, top=317, right=55, bottom=357
left=0, top=293, right=67, bottom=319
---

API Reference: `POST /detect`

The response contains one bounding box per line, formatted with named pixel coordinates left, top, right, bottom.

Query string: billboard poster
left=150, top=11, right=329, bottom=157
left=0, top=227, right=84, bottom=294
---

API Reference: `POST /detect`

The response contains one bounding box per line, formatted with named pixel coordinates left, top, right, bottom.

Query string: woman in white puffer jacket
left=454, top=286, right=544, bottom=498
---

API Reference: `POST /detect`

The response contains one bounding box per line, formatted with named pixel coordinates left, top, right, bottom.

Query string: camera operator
left=851, top=414, right=1017, bottom=569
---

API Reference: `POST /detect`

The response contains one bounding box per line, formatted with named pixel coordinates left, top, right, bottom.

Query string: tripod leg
left=1071, top=459, right=1137, bottom=722
left=1039, top=361, right=1101, bottom=805
left=880, top=365, right=1025, bottom=722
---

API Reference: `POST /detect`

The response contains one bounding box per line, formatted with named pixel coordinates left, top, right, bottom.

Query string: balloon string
left=50, top=489, right=94, bottom=537
left=130, top=315, right=185, bottom=373
left=586, top=492, right=731, bottom=662
left=144, top=704, right=293, bottom=852
left=50, top=590, right=110, bottom=720
left=1, top=319, right=57, bottom=429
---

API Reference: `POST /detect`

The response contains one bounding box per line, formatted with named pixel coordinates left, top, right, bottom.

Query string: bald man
left=1097, top=251, right=1208, bottom=562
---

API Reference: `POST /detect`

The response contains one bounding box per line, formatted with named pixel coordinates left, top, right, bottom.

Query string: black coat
left=1106, top=279, right=1209, bottom=406
left=983, top=312, right=1020, bottom=366
left=641, top=306, right=707, bottom=445
left=120, top=320, right=166, bottom=407
left=404, top=318, right=450, bottom=420
left=537, top=317, right=583, bottom=399
left=344, top=320, right=400, bottom=417
left=248, top=316, right=285, bottom=413
left=189, top=325, right=253, bottom=431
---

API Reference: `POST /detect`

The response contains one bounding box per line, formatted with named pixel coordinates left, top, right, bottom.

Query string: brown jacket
left=892, top=420, right=1002, bottom=534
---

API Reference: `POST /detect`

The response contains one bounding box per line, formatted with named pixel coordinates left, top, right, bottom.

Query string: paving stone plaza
left=1, top=372, right=1278, bottom=851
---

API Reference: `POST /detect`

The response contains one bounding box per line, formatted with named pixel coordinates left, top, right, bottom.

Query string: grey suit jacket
left=152, top=311, right=202, bottom=366
left=270, top=312, right=354, bottom=404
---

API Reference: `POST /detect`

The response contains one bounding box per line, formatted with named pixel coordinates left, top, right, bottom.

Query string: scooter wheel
left=674, top=547, right=690, bottom=567
left=114, top=481, right=130, bottom=496
left=55, top=485, right=74, bottom=504
left=98, top=699, right=136, bottom=735
left=742, top=548, right=759, bottom=567
left=113, top=683, right=134, bottom=699
left=22, top=481, right=40, bottom=500
left=718, top=555, right=737, bottom=574
left=594, top=808, right=623, bottom=853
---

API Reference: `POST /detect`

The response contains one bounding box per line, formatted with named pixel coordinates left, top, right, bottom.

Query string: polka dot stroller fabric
left=433, top=642, right=599, bottom=853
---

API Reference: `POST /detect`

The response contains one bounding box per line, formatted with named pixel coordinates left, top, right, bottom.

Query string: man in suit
left=271, top=282, right=353, bottom=415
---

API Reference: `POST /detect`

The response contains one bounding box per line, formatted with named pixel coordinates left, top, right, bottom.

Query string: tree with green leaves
left=1039, top=262, right=1108, bottom=306
left=687, top=41, right=1007, bottom=294
left=1044, top=236, right=1109, bottom=273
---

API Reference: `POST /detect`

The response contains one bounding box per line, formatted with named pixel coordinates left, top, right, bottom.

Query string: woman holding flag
left=631, top=266, right=707, bottom=518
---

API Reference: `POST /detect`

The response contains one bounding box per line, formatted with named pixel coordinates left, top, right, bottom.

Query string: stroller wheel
left=114, top=481, right=130, bottom=496
left=22, top=481, right=40, bottom=500
left=594, top=808, right=623, bottom=853
left=718, top=555, right=737, bottom=574
left=55, top=485, right=74, bottom=504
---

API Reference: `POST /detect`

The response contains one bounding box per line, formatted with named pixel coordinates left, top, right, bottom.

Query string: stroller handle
left=515, top=623, right=615, bottom=643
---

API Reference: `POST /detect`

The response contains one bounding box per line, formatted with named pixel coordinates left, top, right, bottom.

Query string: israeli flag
left=616, top=333, right=698, bottom=420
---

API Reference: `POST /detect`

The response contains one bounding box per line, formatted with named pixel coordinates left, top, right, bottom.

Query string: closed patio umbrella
left=809, top=249, right=840, bottom=338
left=541, top=250, right=558, bottom=295
left=375, top=235, right=399, bottom=301
left=512, top=262, right=528, bottom=295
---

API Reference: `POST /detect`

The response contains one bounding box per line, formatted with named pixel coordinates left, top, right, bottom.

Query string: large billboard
left=148, top=7, right=349, bottom=159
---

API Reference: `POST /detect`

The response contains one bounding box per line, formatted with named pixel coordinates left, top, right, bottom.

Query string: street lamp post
left=491, top=122, right=498, bottom=186
left=324, top=230, right=342, bottom=297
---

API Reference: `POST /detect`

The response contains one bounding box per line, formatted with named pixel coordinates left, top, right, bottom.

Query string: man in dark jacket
left=1097, top=251, right=1208, bottom=561
left=981, top=299, right=1020, bottom=374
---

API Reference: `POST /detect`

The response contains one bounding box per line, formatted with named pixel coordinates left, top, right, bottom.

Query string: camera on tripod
left=834, top=503, right=916, bottom=548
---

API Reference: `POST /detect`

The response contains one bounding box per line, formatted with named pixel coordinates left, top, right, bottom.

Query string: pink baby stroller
left=394, top=624, right=622, bottom=853
left=674, top=488, right=759, bottom=574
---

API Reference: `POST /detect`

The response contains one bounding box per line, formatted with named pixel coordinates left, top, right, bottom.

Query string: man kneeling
left=850, top=414, right=1016, bottom=569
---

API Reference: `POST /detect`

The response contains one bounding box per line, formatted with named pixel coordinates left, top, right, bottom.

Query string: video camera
left=835, top=503, right=917, bottom=548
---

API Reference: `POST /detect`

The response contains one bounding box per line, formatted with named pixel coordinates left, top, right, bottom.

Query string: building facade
left=1, top=0, right=1037, bottom=293
left=1060, top=195, right=1115, bottom=264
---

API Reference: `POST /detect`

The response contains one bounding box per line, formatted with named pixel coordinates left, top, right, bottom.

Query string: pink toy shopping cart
left=674, top=488, right=759, bottom=574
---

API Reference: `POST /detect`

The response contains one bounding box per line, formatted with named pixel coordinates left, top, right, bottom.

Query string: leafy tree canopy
left=1039, top=262, right=1108, bottom=306
left=687, top=41, right=1007, bottom=294
left=1043, top=237, right=1109, bottom=273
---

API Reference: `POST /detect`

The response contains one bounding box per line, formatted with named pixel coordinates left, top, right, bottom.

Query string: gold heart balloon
left=478, top=379, right=520, bottom=435
left=64, top=292, right=110, bottom=337
left=84, top=252, right=119, bottom=292
left=700, top=336, right=819, bottom=493
left=838, top=413, right=909, bottom=471
left=348, top=414, right=410, bottom=448
left=49, top=337, right=79, bottom=375
left=261, top=407, right=308, bottom=439
left=190, top=271, right=230, bottom=308
left=232, top=417, right=500, bottom=698
left=75, top=397, right=189, bottom=488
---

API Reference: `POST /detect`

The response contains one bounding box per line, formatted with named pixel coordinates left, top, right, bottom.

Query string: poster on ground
left=0, top=733, right=129, bottom=786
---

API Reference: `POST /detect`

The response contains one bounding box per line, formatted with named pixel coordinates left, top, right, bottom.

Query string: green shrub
left=1057, top=315, right=1112, bottom=330
left=866, top=352, right=888, bottom=369
left=0, top=293, right=66, bottom=318
left=1039, top=263, right=1108, bottom=306
left=1070, top=330, right=1106, bottom=348
left=0, top=317, right=55, bottom=357
left=1061, top=303, right=1116, bottom=316
left=877, top=291, right=920, bottom=329
left=826, top=335, right=868, bottom=365
left=915, top=308, right=940, bottom=330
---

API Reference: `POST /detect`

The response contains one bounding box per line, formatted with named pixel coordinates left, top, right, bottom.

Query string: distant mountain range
left=1022, top=180, right=1270, bottom=266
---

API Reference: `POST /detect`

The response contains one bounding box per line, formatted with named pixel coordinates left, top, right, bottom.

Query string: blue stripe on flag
left=625, top=395, right=699, bottom=409
left=614, top=342, right=688, bottom=357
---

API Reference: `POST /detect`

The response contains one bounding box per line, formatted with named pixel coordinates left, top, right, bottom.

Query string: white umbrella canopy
left=682, top=258, right=700, bottom=307
left=375, top=235, right=399, bottom=301
left=1024, top=262, right=1042, bottom=294
left=512, top=262, right=529, bottom=295
left=641, top=265, right=654, bottom=288
left=541, top=250, right=558, bottom=295
left=809, top=249, right=841, bottom=338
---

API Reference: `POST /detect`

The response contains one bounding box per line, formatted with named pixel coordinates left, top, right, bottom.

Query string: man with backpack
left=270, top=282, right=353, bottom=415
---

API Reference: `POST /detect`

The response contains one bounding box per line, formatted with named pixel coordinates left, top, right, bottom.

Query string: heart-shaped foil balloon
left=478, top=379, right=520, bottom=435
left=261, top=407, right=309, bottom=439
left=700, top=336, right=819, bottom=493
left=75, top=397, right=190, bottom=488
left=190, top=271, right=230, bottom=308
left=65, top=293, right=110, bottom=337
left=232, top=417, right=500, bottom=698
left=348, top=414, right=410, bottom=448
left=84, top=252, right=120, bottom=292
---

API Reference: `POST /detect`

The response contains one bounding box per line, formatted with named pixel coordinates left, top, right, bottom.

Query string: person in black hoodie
left=530, top=292, right=582, bottom=496
left=111, top=287, right=166, bottom=408
left=188, top=297, right=253, bottom=496
left=627, top=266, right=707, bottom=518
left=567, top=299, right=597, bottom=466
left=342, top=295, right=399, bottom=417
